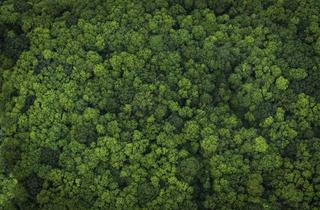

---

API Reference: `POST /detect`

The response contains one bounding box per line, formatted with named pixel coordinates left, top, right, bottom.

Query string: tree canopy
left=1, top=0, right=320, bottom=209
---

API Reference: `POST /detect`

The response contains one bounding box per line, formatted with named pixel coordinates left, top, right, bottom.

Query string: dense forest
left=1, top=0, right=320, bottom=209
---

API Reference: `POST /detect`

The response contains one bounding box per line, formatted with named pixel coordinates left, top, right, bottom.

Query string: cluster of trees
left=1, top=0, right=320, bottom=209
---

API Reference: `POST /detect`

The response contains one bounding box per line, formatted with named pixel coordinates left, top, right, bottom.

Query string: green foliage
left=1, top=0, right=320, bottom=209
